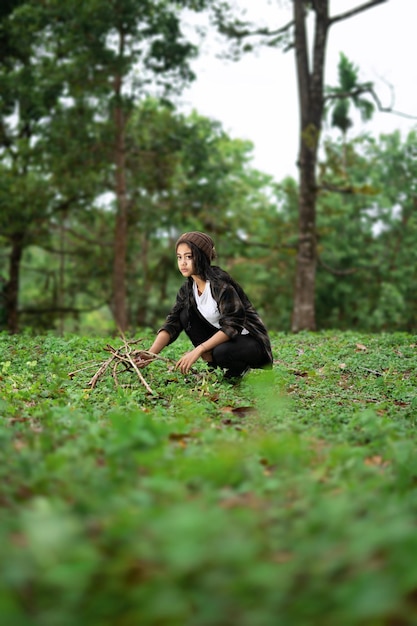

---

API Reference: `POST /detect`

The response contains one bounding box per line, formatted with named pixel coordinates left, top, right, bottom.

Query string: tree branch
left=218, top=21, right=293, bottom=40
left=20, top=304, right=107, bottom=315
left=50, top=224, right=113, bottom=248
left=235, top=234, right=296, bottom=251
left=325, top=84, right=417, bottom=120
left=368, top=85, right=417, bottom=120
left=318, top=256, right=382, bottom=275
left=319, top=183, right=357, bottom=194
left=212, top=5, right=293, bottom=42
left=318, top=257, right=358, bottom=276
left=329, top=0, right=389, bottom=27
left=324, top=85, right=373, bottom=103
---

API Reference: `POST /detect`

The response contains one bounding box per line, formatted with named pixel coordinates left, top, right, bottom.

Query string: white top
left=193, top=280, right=248, bottom=334
left=193, top=280, right=221, bottom=328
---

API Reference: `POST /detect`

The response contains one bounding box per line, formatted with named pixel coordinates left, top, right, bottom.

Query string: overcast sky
left=179, top=0, right=417, bottom=181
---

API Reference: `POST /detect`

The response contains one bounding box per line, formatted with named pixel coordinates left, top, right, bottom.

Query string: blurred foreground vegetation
left=1, top=330, right=417, bottom=625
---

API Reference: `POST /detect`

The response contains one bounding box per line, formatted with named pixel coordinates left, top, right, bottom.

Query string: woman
left=137, top=231, right=273, bottom=380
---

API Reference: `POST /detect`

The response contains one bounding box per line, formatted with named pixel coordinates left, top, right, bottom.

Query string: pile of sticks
left=68, top=337, right=172, bottom=396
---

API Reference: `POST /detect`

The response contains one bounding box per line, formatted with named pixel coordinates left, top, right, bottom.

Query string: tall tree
left=1, top=0, right=214, bottom=333
left=0, top=0, right=62, bottom=332
left=36, top=0, right=210, bottom=332
left=214, top=0, right=388, bottom=330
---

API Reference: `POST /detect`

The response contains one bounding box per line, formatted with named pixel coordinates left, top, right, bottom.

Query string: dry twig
left=87, top=355, right=116, bottom=389
left=105, top=339, right=156, bottom=395
left=68, top=337, right=179, bottom=395
left=68, top=335, right=208, bottom=394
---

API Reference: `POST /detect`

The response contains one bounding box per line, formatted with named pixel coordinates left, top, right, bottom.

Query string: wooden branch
left=319, top=183, right=357, bottom=195
left=20, top=305, right=107, bottom=315
left=329, top=0, right=388, bottom=27
left=235, top=234, right=296, bottom=251
left=318, top=258, right=385, bottom=276
left=324, top=85, right=373, bottom=103
left=50, top=224, right=113, bottom=248
left=219, top=22, right=293, bottom=40
left=324, top=83, right=417, bottom=120
left=318, top=257, right=358, bottom=276
left=68, top=360, right=103, bottom=379
left=368, top=85, right=417, bottom=120
left=213, top=4, right=293, bottom=42
left=69, top=336, right=203, bottom=394
left=87, top=356, right=116, bottom=388
left=108, top=339, right=156, bottom=396
left=360, top=367, right=383, bottom=377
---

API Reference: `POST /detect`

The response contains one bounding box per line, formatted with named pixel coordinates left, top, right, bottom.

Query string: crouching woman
left=137, top=231, right=273, bottom=380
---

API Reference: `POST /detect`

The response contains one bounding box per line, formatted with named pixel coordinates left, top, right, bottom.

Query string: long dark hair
left=181, top=241, right=212, bottom=280
left=182, top=241, right=238, bottom=290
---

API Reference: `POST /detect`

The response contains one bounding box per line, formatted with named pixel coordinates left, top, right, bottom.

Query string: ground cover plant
left=1, top=330, right=417, bottom=626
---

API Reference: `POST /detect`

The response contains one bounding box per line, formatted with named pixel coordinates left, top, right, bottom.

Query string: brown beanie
left=175, top=231, right=216, bottom=261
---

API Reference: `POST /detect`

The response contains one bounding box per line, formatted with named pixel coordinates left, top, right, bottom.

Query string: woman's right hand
left=132, top=350, right=155, bottom=369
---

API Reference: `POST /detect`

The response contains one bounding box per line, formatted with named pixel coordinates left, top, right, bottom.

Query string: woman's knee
left=212, top=342, right=231, bottom=367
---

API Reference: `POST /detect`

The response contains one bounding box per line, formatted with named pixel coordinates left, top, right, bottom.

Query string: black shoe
left=223, top=366, right=251, bottom=383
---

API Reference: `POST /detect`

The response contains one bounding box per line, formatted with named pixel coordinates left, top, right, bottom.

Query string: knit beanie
left=175, top=231, right=216, bottom=261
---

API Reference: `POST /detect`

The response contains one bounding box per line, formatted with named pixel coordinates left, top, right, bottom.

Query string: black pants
left=181, top=306, right=269, bottom=376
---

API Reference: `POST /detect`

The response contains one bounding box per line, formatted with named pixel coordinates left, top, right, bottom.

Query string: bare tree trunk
left=6, top=232, right=24, bottom=334
left=112, top=31, right=129, bottom=332
left=58, top=211, right=66, bottom=335
left=135, top=233, right=150, bottom=328
left=293, top=145, right=318, bottom=332
left=113, top=101, right=128, bottom=332
left=291, top=0, right=329, bottom=332
left=290, top=0, right=388, bottom=331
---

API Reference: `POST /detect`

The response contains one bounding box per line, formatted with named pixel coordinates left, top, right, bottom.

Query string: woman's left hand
left=175, top=347, right=203, bottom=374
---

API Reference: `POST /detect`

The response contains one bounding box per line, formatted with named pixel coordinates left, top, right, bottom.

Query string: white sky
left=179, top=0, right=417, bottom=180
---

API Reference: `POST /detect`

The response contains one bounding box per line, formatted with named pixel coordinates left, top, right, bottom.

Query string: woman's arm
left=134, top=330, right=171, bottom=368
left=148, top=330, right=171, bottom=355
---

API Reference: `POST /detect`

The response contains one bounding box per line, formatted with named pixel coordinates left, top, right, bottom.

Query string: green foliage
left=1, top=2, right=417, bottom=337
left=1, top=331, right=417, bottom=625
left=316, top=129, right=417, bottom=332
left=325, top=52, right=375, bottom=136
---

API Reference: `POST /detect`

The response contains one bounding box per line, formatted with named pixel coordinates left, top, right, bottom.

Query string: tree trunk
left=290, top=0, right=388, bottom=331
left=291, top=0, right=329, bottom=332
left=113, top=103, right=128, bottom=332
left=57, top=211, right=66, bottom=335
left=135, top=233, right=150, bottom=328
left=6, top=232, right=24, bottom=334
left=112, top=31, right=129, bottom=332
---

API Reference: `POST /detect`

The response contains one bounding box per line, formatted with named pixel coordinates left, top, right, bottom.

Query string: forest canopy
left=0, top=0, right=416, bottom=335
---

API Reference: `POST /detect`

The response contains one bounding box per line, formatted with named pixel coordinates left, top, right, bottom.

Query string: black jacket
left=159, top=267, right=273, bottom=365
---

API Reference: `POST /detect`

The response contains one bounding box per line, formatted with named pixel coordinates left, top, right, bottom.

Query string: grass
left=0, top=330, right=417, bottom=626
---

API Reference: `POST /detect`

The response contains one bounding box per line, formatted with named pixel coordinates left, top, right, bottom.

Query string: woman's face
left=176, top=243, right=195, bottom=277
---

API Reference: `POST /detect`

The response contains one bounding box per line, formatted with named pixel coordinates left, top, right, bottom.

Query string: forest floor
left=1, top=330, right=417, bottom=625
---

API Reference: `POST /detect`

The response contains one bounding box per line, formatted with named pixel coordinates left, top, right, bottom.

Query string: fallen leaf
left=219, top=492, right=264, bottom=510
left=168, top=432, right=198, bottom=447
left=364, top=455, right=390, bottom=468
left=231, top=406, right=257, bottom=417
left=220, top=405, right=257, bottom=417
left=272, top=551, right=293, bottom=564
left=356, top=343, right=367, bottom=351
left=292, top=370, right=308, bottom=377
